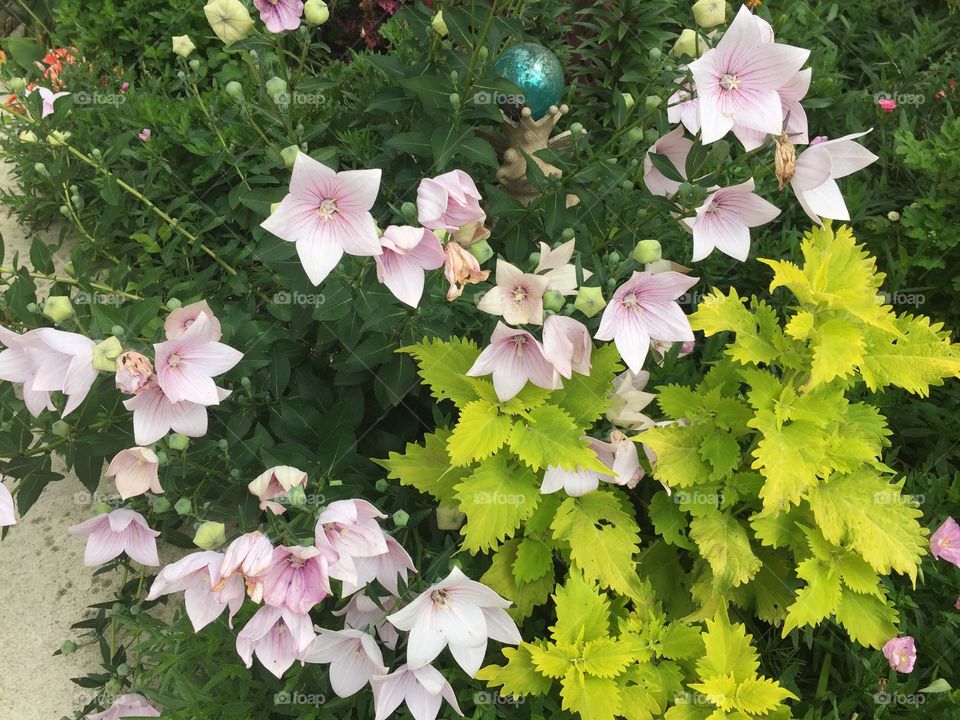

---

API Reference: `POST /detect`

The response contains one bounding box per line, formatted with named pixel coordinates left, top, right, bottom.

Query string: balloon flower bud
left=280, top=144, right=300, bottom=168
left=431, top=10, right=449, bottom=36
left=692, top=0, right=727, bottom=28
left=172, top=35, right=196, bottom=57
left=543, top=290, right=565, bottom=312
left=673, top=29, right=708, bottom=58
left=574, top=286, right=607, bottom=317
left=43, top=296, right=74, bottom=324
left=304, top=0, right=329, bottom=25
left=92, top=336, right=124, bottom=372
left=632, top=239, right=662, bottom=265
left=193, top=521, right=227, bottom=549
left=467, top=239, right=494, bottom=264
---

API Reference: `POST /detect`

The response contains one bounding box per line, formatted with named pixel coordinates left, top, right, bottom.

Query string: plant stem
left=0, top=265, right=140, bottom=300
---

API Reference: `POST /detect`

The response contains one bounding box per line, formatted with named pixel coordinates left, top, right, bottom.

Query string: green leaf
left=782, top=559, right=842, bottom=636
left=809, top=318, right=864, bottom=386
left=514, top=536, right=553, bottom=583
left=648, top=491, right=693, bottom=549
left=581, top=638, right=635, bottom=678
left=551, top=572, right=611, bottom=645
left=734, top=676, right=798, bottom=714
left=551, top=491, right=646, bottom=598
left=699, top=432, right=741, bottom=482
left=696, top=613, right=760, bottom=684
left=454, top=453, right=541, bottom=553
left=834, top=589, right=899, bottom=649
left=688, top=512, right=761, bottom=588
left=750, top=411, right=826, bottom=513
left=401, top=337, right=480, bottom=407
left=481, top=539, right=554, bottom=620
left=642, top=423, right=712, bottom=489
left=446, top=400, right=514, bottom=466
left=529, top=641, right=580, bottom=679
left=375, top=429, right=466, bottom=502
left=552, top=344, right=623, bottom=428
left=477, top=643, right=554, bottom=696
left=560, top=670, right=622, bottom=720
left=508, top=404, right=607, bottom=472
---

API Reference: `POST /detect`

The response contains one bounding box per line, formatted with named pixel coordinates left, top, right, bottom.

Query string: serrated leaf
left=782, top=558, right=841, bottom=636
left=642, top=423, right=712, bottom=489
left=530, top=641, right=580, bottom=679
left=477, top=643, right=554, bottom=696
left=514, top=536, right=553, bottom=583
left=374, top=429, right=466, bottom=502
left=551, top=572, right=611, bottom=645
left=581, top=638, right=635, bottom=678
left=560, top=670, right=622, bottom=720
left=834, top=589, right=899, bottom=649
left=446, top=400, right=514, bottom=466
left=697, top=613, right=760, bottom=684
left=401, top=337, right=480, bottom=407
left=734, top=676, right=797, bottom=713
left=481, top=539, right=554, bottom=620
left=508, top=404, right=607, bottom=472
left=551, top=344, right=624, bottom=428
left=689, top=512, right=761, bottom=588
left=699, top=432, right=741, bottom=482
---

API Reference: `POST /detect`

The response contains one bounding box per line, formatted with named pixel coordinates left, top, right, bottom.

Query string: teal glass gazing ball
left=494, top=42, right=564, bottom=120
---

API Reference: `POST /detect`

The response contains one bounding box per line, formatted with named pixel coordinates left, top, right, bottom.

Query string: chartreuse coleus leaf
left=808, top=317, right=865, bottom=387
left=454, top=451, right=540, bottom=553
left=688, top=510, right=761, bottom=588
left=446, top=399, right=513, bottom=466
left=642, top=423, right=713, bottom=489
left=509, top=404, right=609, bottom=472
left=550, top=571, right=612, bottom=645
left=374, top=428, right=466, bottom=502
left=481, top=538, right=553, bottom=620
left=684, top=612, right=797, bottom=717
left=551, top=491, right=646, bottom=599
left=689, top=288, right=784, bottom=366
left=476, top=641, right=553, bottom=697
left=617, top=661, right=685, bottom=720
left=806, top=470, right=926, bottom=583
left=749, top=409, right=826, bottom=513
left=648, top=491, right=694, bottom=550
left=514, top=535, right=553, bottom=583
left=760, top=223, right=900, bottom=334
left=399, top=337, right=480, bottom=406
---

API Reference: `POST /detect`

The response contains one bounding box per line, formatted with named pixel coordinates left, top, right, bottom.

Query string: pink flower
left=477, top=260, right=550, bottom=325
left=123, top=378, right=231, bottom=445
left=164, top=300, right=223, bottom=341
left=217, top=530, right=275, bottom=600
left=27, top=85, right=70, bottom=118
left=878, top=98, right=897, bottom=112
left=374, top=226, right=446, bottom=307
left=115, top=351, right=154, bottom=394
left=790, top=130, right=878, bottom=226
left=540, top=463, right=607, bottom=497
left=417, top=170, right=490, bottom=245
left=260, top=544, right=339, bottom=614
left=342, top=535, right=417, bottom=596
left=137, top=128, right=151, bottom=142
left=466, top=322, right=557, bottom=401
left=248, top=465, right=308, bottom=515
left=261, top=155, right=382, bottom=285
left=253, top=0, right=304, bottom=33
left=316, top=499, right=389, bottom=561
left=882, top=636, right=916, bottom=674
left=542, top=315, right=592, bottom=379
left=533, top=239, right=591, bottom=295
left=955, top=596, right=960, bottom=611
left=590, top=431, right=645, bottom=488
left=371, top=664, right=463, bottom=720
left=442, top=241, right=490, bottom=301
left=0, top=326, right=56, bottom=416
left=85, top=693, right=160, bottom=719
left=106, top=447, right=163, bottom=499
left=0, top=480, right=16, bottom=527
left=931, top=517, right=960, bottom=567
left=595, top=271, right=698, bottom=374
left=69, top=509, right=160, bottom=566
left=732, top=67, right=811, bottom=150
left=301, top=628, right=387, bottom=697
left=154, top=313, right=242, bottom=405
left=334, top=594, right=399, bottom=649
left=146, top=551, right=244, bottom=631
left=682, top=178, right=781, bottom=262
left=235, top=605, right=316, bottom=678
left=667, top=79, right=701, bottom=135
left=387, top=567, right=521, bottom=676
left=643, top=125, right=693, bottom=197
left=687, top=6, right=809, bottom=143
left=30, top=328, right=99, bottom=416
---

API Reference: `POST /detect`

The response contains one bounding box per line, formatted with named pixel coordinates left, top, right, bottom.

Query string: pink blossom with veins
left=595, top=271, right=698, bottom=375
left=0, top=480, right=16, bottom=526
left=31, top=328, right=99, bottom=417
left=260, top=543, right=339, bottom=614
left=301, top=628, right=387, bottom=697
left=164, top=300, right=222, bottom=341
left=643, top=125, right=693, bottom=197
left=477, top=259, right=551, bottom=326
left=930, top=517, right=960, bottom=567
left=315, top=499, right=390, bottom=586
left=341, top=534, right=417, bottom=596
left=882, top=636, right=916, bottom=674
left=733, top=67, right=812, bottom=150
left=154, top=313, right=242, bottom=406
left=466, top=322, right=557, bottom=401
left=85, top=693, right=160, bottom=720
left=687, top=5, right=809, bottom=143
left=542, top=315, right=592, bottom=379
left=0, top=326, right=56, bottom=416
left=123, top=378, right=231, bottom=445
left=106, top=447, right=163, bottom=499
left=533, top=239, right=591, bottom=295
left=261, top=154, right=382, bottom=285
left=235, top=604, right=316, bottom=679
left=68, top=509, right=160, bottom=566
left=667, top=79, right=701, bottom=135
left=374, top=226, right=446, bottom=307
left=386, top=567, right=521, bottom=676
left=146, top=550, right=245, bottom=631
left=253, top=0, right=303, bottom=32
left=416, top=169, right=490, bottom=246
left=682, top=178, right=781, bottom=262
left=334, top=594, right=399, bottom=649
left=247, top=465, right=308, bottom=515
left=371, top=664, right=463, bottom=720
left=790, top=130, right=878, bottom=226
left=115, top=351, right=154, bottom=394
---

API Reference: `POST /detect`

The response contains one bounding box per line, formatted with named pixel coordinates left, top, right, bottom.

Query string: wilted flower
left=115, top=351, right=154, bottom=394
left=882, top=636, right=916, bottom=674
left=69, top=509, right=160, bottom=566
left=106, top=447, right=163, bottom=499
left=442, top=240, right=490, bottom=301
left=218, top=530, right=275, bottom=600
left=137, top=128, right=151, bottom=142
left=248, top=465, right=308, bottom=515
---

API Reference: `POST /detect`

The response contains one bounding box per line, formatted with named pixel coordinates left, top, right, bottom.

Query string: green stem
left=0, top=266, right=140, bottom=301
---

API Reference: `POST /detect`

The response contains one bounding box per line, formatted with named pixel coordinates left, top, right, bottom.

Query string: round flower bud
left=431, top=10, right=449, bottom=36
left=393, top=509, right=410, bottom=528
left=304, top=0, right=329, bottom=25
left=8, top=77, right=26, bottom=93
left=467, top=239, right=493, bottom=264
left=280, top=144, right=300, bottom=168
left=171, top=35, right=196, bottom=58
left=561, top=227, right=576, bottom=241
left=51, top=420, right=70, bottom=437
left=43, top=296, right=74, bottom=323
left=60, top=640, right=78, bottom=655
left=224, top=81, right=243, bottom=101
left=92, top=336, right=124, bottom=372
left=152, top=496, right=172, bottom=513
left=167, top=433, right=190, bottom=451
left=645, top=95, right=662, bottom=110
left=887, top=211, right=901, bottom=222
left=287, top=486, right=307, bottom=507
left=174, top=498, right=193, bottom=515
left=574, top=286, right=607, bottom=317
left=449, top=92, right=461, bottom=110
left=436, top=502, right=466, bottom=530
left=632, top=239, right=662, bottom=264
left=673, top=29, right=707, bottom=58
left=265, top=76, right=287, bottom=98
left=543, top=290, right=565, bottom=312
left=193, top=521, right=226, bottom=549
left=34, top=162, right=48, bottom=176
left=375, top=478, right=389, bottom=492
left=400, top=201, right=418, bottom=223
left=626, top=127, right=645, bottom=145
left=92, top=502, right=113, bottom=515
left=692, top=0, right=727, bottom=28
